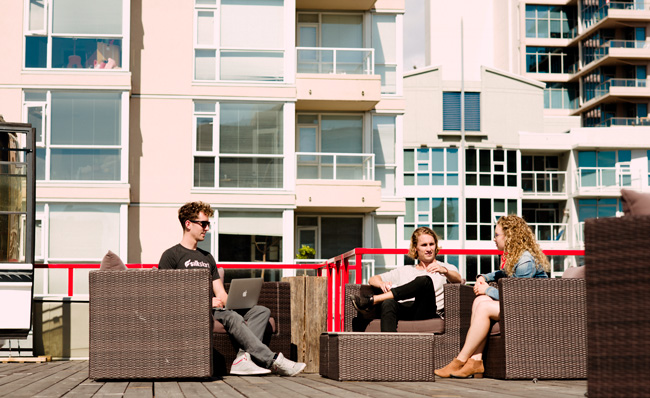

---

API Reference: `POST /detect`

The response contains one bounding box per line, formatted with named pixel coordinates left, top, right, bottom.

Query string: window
left=404, top=197, right=459, bottom=241
left=193, top=101, right=284, bottom=189
left=521, top=155, right=563, bottom=194
left=217, top=211, right=282, bottom=262
left=544, top=83, right=578, bottom=109
left=25, top=0, right=125, bottom=70
left=466, top=198, right=517, bottom=241
left=296, top=216, right=363, bottom=260
left=404, top=148, right=458, bottom=186
left=24, top=91, right=125, bottom=182
left=522, top=202, right=566, bottom=241
left=465, top=148, right=517, bottom=187
left=33, top=203, right=123, bottom=295
left=296, top=114, right=365, bottom=180
left=526, top=47, right=577, bottom=74
left=578, top=198, right=620, bottom=222
left=525, top=5, right=576, bottom=39
left=195, top=0, right=285, bottom=81
left=578, top=150, right=631, bottom=188
left=465, top=255, right=501, bottom=283
left=373, top=116, right=396, bottom=196
left=443, top=92, right=480, bottom=131
left=372, top=14, right=397, bottom=94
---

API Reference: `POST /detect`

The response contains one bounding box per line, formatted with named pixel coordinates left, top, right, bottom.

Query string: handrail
left=296, top=46, right=374, bottom=75
left=35, top=262, right=326, bottom=297
left=296, top=151, right=375, bottom=180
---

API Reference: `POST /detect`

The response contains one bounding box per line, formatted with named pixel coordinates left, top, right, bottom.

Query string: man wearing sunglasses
left=158, top=201, right=305, bottom=377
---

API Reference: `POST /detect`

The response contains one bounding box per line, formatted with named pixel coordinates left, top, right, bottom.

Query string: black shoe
left=350, top=294, right=374, bottom=313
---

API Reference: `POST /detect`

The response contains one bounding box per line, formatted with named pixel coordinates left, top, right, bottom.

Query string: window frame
left=403, top=147, right=459, bottom=187
left=404, top=197, right=460, bottom=241
left=23, top=0, right=128, bottom=71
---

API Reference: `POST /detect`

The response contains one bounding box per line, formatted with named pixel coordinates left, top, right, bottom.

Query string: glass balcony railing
left=577, top=165, right=632, bottom=189
left=595, top=117, right=650, bottom=127
left=582, top=1, right=647, bottom=29
left=296, top=47, right=374, bottom=75
left=296, top=152, right=375, bottom=181
left=528, top=222, right=568, bottom=241
left=594, top=78, right=648, bottom=100
left=521, top=171, right=567, bottom=195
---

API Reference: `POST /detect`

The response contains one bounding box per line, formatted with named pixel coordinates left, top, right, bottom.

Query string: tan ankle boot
left=450, top=358, right=484, bottom=378
left=434, top=358, right=466, bottom=378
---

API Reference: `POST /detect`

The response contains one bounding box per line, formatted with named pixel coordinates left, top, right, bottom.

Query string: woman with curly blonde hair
left=434, top=215, right=549, bottom=379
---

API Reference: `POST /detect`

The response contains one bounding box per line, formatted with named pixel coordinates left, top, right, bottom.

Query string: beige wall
left=33, top=301, right=89, bottom=359
left=403, top=66, right=442, bottom=147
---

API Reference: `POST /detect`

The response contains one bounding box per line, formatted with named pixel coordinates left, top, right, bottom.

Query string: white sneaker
left=270, top=352, right=306, bottom=377
left=230, top=352, right=271, bottom=376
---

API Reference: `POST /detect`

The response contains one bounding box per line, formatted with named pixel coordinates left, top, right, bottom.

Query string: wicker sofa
left=342, top=283, right=475, bottom=369
left=89, top=268, right=292, bottom=379
left=584, top=214, right=650, bottom=397
left=482, top=276, right=587, bottom=379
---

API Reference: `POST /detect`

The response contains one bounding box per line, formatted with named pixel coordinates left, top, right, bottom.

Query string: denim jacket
left=479, top=251, right=548, bottom=301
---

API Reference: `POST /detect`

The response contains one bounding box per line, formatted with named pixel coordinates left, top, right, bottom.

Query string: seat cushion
left=363, top=317, right=445, bottom=334
left=621, top=188, right=650, bottom=216
left=213, top=316, right=276, bottom=334
left=99, top=250, right=126, bottom=271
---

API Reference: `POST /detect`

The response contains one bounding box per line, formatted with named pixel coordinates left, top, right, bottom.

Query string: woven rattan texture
left=212, top=282, right=292, bottom=375
left=326, top=333, right=435, bottom=381
left=89, top=269, right=212, bottom=380
left=585, top=215, right=650, bottom=397
left=319, top=333, right=329, bottom=378
left=343, top=283, right=474, bottom=369
left=483, top=278, right=587, bottom=379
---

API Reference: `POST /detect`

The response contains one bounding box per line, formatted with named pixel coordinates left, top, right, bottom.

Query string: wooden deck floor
left=0, top=361, right=587, bottom=398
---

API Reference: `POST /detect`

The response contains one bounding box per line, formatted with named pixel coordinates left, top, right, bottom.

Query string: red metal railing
left=323, top=248, right=585, bottom=332
left=34, top=263, right=325, bottom=297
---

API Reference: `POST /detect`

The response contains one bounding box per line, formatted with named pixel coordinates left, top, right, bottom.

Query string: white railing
left=595, top=117, right=650, bottom=127
left=528, top=222, right=568, bottom=241
left=296, top=47, right=374, bottom=75
left=296, top=152, right=375, bottom=181
left=576, top=221, right=585, bottom=245
left=594, top=78, right=648, bottom=99
left=521, top=171, right=566, bottom=195
left=576, top=165, right=632, bottom=189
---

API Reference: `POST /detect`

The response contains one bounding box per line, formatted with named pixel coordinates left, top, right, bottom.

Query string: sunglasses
left=189, top=220, right=211, bottom=229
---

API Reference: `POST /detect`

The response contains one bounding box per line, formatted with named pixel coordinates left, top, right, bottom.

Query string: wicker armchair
left=482, top=277, right=587, bottom=379
left=213, top=281, right=292, bottom=375
left=344, top=283, right=475, bottom=369
left=585, top=215, right=650, bottom=398
left=89, top=269, right=213, bottom=380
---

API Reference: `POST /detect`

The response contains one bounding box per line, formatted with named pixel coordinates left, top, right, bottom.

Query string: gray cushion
left=562, top=266, right=585, bottom=279
left=99, top=250, right=127, bottom=271
left=363, top=318, right=445, bottom=334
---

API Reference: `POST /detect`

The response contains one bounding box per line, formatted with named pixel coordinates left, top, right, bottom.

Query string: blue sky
left=403, top=0, right=426, bottom=70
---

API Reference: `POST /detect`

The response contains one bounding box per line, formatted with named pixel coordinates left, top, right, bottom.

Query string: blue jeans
left=212, top=305, right=275, bottom=367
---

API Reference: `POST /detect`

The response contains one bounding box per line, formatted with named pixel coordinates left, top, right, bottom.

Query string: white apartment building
left=408, top=0, right=650, bottom=280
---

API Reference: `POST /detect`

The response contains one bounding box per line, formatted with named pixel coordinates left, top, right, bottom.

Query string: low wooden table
left=320, top=332, right=436, bottom=381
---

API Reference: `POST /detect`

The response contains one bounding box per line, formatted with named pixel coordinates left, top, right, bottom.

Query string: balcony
left=594, top=116, right=650, bottom=127
left=580, top=40, right=650, bottom=76
left=576, top=165, right=634, bottom=194
left=582, top=1, right=650, bottom=34
left=296, top=47, right=381, bottom=111
left=295, top=152, right=381, bottom=212
left=522, top=171, right=567, bottom=196
left=577, top=78, right=650, bottom=113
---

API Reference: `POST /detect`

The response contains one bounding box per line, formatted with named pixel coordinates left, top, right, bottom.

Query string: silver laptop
left=219, top=278, right=263, bottom=310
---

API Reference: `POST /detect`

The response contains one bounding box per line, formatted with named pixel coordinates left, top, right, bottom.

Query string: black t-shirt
left=158, top=243, right=220, bottom=281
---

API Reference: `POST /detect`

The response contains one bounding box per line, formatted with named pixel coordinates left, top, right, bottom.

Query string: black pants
left=380, top=275, right=438, bottom=332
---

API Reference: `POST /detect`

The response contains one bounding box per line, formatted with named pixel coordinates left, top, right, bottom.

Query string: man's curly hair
left=407, top=226, right=440, bottom=259
left=178, top=201, right=214, bottom=228
left=498, top=214, right=550, bottom=276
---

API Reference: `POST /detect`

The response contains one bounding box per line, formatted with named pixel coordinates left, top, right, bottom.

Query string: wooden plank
left=61, top=378, right=103, bottom=397
left=123, top=381, right=154, bottom=398
left=0, top=356, right=51, bottom=363
left=154, top=381, right=184, bottom=398
left=265, top=376, right=334, bottom=398
left=288, top=375, right=369, bottom=398
left=178, top=381, right=214, bottom=398
left=0, top=361, right=78, bottom=397
left=304, top=276, right=327, bottom=373
left=32, top=363, right=91, bottom=398
left=281, top=276, right=306, bottom=365
left=222, top=376, right=277, bottom=398
left=11, top=361, right=87, bottom=398
left=93, top=381, right=129, bottom=397
left=201, top=379, right=246, bottom=398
